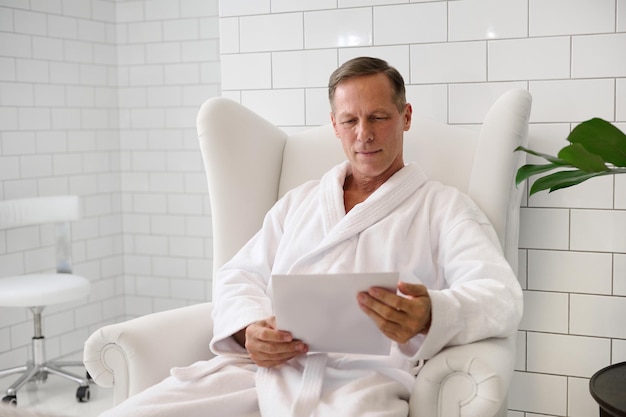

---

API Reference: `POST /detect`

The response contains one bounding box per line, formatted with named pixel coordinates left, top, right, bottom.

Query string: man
left=101, top=57, right=522, bottom=417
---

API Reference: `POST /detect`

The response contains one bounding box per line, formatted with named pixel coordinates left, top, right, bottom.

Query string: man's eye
left=341, top=119, right=356, bottom=125
left=372, top=116, right=389, bottom=122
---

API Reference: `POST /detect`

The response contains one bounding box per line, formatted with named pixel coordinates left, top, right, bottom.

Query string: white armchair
left=84, top=89, right=531, bottom=416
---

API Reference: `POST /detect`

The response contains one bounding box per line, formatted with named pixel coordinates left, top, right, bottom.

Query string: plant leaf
left=515, top=146, right=569, bottom=166
left=529, top=170, right=611, bottom=195
left=557, top=143, right=610, bottom=173
left=567, top=118, right=626, bottom=167
left=515, top=163, right=563, bottom=185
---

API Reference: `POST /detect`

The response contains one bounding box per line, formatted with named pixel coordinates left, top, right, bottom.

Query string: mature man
left=100, top=57, right=522, bottom=417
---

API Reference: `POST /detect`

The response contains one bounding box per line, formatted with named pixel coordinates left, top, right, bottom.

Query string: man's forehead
left=334, top=78, right=394, bottom=101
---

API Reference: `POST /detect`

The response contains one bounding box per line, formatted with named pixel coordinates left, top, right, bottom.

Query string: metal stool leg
left=0, top=365, right=28, bottom=379
left=0, top=307, right=91, bottom=405
left=4, top=364, right=39, bottom=397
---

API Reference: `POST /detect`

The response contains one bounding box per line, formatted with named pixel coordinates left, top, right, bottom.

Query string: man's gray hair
left=328, top=57, right=407, bottom=112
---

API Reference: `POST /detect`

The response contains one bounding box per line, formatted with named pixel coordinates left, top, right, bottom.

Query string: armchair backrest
left=197, top=90, right=532, bottom=289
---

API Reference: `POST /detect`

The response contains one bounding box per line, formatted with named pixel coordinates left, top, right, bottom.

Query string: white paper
left=272, top=272, right=399, bottom=355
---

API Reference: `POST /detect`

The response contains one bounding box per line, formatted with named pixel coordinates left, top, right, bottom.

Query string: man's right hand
left=233, top=317, right=308, bottom=368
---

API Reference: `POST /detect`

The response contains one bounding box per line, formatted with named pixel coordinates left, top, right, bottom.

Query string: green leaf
left=515, top=146, right=569, bottom=166
left=514, top=119, right=626, bottom=195
left=567, top=118, right=626, bottom=167
left=557, top=143, right=610, bottom=173
left=529, top=170, right=611, bottom=195
left=515, top=163, right=563, bottom=185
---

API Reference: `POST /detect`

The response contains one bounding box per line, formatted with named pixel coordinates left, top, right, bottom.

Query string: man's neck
left=342, top=173, right=389, bottom=213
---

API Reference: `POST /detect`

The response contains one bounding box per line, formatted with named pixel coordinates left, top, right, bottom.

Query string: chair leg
left=44, top=364, right=92, bottom=403
left=45, top=364, right=89, bottom=387
left=0, top=365, right=28, bottom=379
left=4, top=364, right=39, bottom=397
left=48, top=360, right=85, bottom=369
left=0, top=307, right=91, bottom=404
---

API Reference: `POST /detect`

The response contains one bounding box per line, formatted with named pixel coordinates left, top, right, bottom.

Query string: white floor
left=0, top=354, right=113, bottom=417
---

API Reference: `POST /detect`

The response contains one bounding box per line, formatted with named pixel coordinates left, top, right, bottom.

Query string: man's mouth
left=356, top=149, right=380, bottom=156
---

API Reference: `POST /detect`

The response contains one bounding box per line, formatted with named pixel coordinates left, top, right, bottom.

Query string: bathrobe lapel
left=288, top=162, right=427, bottom=272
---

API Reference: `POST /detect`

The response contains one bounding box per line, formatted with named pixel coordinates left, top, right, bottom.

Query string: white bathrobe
left=102, top=161, right=522, bottom=417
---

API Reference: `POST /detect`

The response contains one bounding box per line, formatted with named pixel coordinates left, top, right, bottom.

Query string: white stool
left=0, top=196, right=91, bottom=406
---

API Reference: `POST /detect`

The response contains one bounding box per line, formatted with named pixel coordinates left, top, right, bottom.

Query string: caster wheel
left=76, top=385, right=90, bottom=403
left=2, top=395, right=17, bottom=406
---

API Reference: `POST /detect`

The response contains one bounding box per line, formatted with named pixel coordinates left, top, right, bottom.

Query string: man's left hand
left=357, top=281, right=432, bottom=344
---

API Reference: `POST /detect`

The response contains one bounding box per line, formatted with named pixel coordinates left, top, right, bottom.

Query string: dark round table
left=589, top=362, right=626, bottom=416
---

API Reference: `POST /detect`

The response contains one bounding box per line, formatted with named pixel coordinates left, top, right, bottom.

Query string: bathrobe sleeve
left=209, top=183, right=317, bottom=357
left=398, top=189, right=523, bottom=361
left=209, top=202, right=285, bottom=356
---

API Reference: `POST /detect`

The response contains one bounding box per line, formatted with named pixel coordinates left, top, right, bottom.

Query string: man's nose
left=356, top=120, right=374, bottom=142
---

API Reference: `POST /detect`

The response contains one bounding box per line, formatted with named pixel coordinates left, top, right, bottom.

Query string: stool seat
left=0, top=274, right=90, bottom=307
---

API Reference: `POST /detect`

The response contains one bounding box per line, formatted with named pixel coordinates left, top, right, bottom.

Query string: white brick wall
left=218, top=0, right=626, bottom=416
left=0, top=0, right=220, bottom=374
left=1, top=0, right=625, bottom=415
left=116, top=0, right=219, bottom=316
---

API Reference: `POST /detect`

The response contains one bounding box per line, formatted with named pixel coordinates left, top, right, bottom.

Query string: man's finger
left=358, top=291, right=404, bottom=321
left=249, top=319, right=293, bottom=343
left=366, top=286, right=401, bottom=307
left=398, top=281, right=428, bottom=297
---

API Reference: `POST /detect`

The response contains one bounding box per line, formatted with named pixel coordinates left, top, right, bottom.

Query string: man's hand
left=357, top=281, right=432, bottom=344
left=233, top=317, right=308, bottom=368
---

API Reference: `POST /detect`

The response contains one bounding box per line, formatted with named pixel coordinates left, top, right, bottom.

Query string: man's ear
left=403, top=103, right=413, bottom=131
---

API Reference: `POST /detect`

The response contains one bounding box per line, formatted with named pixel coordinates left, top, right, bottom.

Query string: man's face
left=330, top=73, right=412, bottom=184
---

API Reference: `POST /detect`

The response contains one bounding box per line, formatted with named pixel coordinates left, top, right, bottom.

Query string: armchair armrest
left=84, top=303, right=515, bottom=417
left=83, top=302, right=214, bottom=405
left=410, top=336, right=515, bottom=417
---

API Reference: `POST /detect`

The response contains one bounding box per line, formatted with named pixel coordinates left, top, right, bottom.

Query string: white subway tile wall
left=615, top=338, right=626, bottom=362
left=448, top=81, right=527, bottom=124
left=218, top=1, right=626, bottom=416
left=487, top=37, right=570, bottom=82
left=449, top=0, right=528, bottom=41
left=374, top=3, right=447, bottom=45
left=410, top=41, right=487, bottom=84
left=568, top=376, right=601, bottom=417
left=509, top=371, right=568, bottom=415
left=0, top=0, right=220, bottom=377
left=1, top=0, right=625, bottom=415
